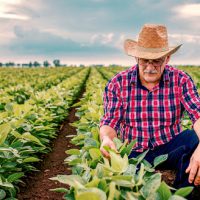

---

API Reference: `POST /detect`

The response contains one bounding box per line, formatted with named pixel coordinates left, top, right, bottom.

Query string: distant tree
left=53, top=59, right=60, bottom=67
left=5, top=62, right=15, bottom=67
left=33, top=61, right=40, bottom=67
left=0, top=63, right=3, bottom=67
left=43, top=60, right=50, bottom=67
left=29, top=62, right=33, bottom=68
left=22, top=63, right=29, bottom=68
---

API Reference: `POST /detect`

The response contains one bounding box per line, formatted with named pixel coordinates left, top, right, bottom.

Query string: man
left=99, top=24, right=200, bottom=189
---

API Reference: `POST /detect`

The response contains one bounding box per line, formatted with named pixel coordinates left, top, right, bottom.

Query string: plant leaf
left=174, top=186, right=193, bottom=197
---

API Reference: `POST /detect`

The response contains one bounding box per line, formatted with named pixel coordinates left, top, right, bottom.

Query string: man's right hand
left=100, top=135, right=117, bottom=158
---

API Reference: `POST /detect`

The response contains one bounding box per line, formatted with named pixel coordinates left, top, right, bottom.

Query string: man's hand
left=100, top=136, right=117, bottom=158
left=186, top=144, right=200, bottom=186
left=99, top=125, right=118, bottom=158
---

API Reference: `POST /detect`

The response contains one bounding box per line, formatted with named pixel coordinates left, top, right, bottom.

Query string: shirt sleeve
left=99, top=80, right=123, bottom=132
left=180, top=75, right=200, bottom=124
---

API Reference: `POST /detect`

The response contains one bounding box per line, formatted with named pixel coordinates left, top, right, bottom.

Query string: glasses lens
left=139, top=58, right=165, bottom=66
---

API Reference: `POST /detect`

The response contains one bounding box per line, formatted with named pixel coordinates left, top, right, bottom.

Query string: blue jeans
left=129, top=129, right=199, bottom=188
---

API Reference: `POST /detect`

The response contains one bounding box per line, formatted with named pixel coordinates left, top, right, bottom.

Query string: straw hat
left=124, top=24, right=182, bottom=59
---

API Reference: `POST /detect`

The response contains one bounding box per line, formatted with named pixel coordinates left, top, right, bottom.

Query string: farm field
left=0, top=65, right=200, bottom=200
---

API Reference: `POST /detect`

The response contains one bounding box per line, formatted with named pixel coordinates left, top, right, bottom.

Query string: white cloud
left=169, top=33, right=200, bottom=44
left=173, top=3, right=200, bottom=18
left=0, top=0, right=29, bottom=20
left=0, top=13, right=29, bottom=20
left=0, top=0, right=22, bottom=4
left=114, top=34, right=126, bottom=49
left=90, top=33, right=114, bottom=44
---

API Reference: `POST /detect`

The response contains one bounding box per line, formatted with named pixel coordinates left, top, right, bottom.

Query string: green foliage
left=0, top=67, right=90, bottom=198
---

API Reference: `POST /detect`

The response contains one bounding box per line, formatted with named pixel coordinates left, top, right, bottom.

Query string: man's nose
left=146, top=62, right=155, bottom=69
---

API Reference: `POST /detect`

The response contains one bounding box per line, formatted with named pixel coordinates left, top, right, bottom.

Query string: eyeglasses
left=139, top=57, right=166, bottom=67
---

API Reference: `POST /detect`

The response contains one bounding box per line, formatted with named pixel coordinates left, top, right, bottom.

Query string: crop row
left=0, top=68, right=90, bottom=199
left=0, top=67, right=83, bottom=106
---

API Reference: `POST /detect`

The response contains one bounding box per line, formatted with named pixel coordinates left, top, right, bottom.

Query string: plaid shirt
left=100, top=65, right=200, bottom=152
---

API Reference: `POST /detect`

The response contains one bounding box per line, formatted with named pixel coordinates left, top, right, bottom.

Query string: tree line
left=0, top=59, right=66, bottom=68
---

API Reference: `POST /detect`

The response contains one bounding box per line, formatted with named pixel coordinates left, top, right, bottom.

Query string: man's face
left=137, top=56, right=170, bottom=84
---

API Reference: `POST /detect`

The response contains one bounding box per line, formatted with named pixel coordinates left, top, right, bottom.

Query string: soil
left=17, top=105, right=79, bottom=200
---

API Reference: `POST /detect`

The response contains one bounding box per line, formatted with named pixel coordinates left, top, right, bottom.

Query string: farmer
left=99, top=24, right=200, bottom=188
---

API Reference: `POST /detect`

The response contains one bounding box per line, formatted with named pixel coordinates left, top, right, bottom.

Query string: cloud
left=2, top=26, right=120, bottom=57
left=0, top=0, right=30, bottom=20
left=173, top=3, right=200, bottom=18
left=90, top=33, right=114, bottom=44
left=169, top=33, right=200, bottom=44
left=0, top=12, right=29, bottom=20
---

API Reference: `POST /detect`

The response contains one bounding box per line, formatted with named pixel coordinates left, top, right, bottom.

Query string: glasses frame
left=138, top=57, right=166, bottom=67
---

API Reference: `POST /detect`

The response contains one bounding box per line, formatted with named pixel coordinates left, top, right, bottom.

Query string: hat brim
left=124, top=39, right=182, bottom=59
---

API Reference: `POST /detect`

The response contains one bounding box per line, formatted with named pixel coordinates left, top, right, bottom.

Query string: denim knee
left=182, top=129, right=199, bottom=154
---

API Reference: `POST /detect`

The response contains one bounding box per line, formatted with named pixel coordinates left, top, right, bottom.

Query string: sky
left=1, top=0, right=200, bottom=66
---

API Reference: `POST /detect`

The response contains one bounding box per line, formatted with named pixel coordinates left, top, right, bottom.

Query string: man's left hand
left=186, top=144, right=200, bottom=186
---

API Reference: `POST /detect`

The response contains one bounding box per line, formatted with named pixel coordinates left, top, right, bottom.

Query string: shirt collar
left=130, top=64, right=170, bottom=85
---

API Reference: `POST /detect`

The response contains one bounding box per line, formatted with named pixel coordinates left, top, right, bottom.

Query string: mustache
left=144, top=70, right=158, bottom=74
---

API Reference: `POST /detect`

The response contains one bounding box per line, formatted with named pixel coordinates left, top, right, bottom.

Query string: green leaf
left=111, top=175, right=132, bottom=182
left=110, top=151, right=128, bottom=173
left=84, top=138, right=100, bottom=148
left=0, top=189, right=6, bottom=200
left=50, top=188, right=69, bottom=193
left=123, top=164, right=137, bottom=178
left=68, top=158, right=82, bottom=166
left=108, top=182, right=116, bottom=200
left=23, top=157, right=40, bottom=163
left=174, top=186, right=193, bottom=197
left=10, top=131, right=22, bottom=139
left=7, top=173, right=24, bottom=183
left=50, top=175, right=85, bottom=189
left=63, top=192, right=75, bottom=200
left=65, top=149, right=80, bottom=155
left=126, top=192, right=138, bottom=200
left=168, top=195, right=187, bottom=200
left=157, top=181, right=172, bottom=200
left=76, top=188, right=107, bottom=200
left=126, top=140, right=137, bottom=154
left=5, top=103, right=13, bottom=113
left=113, top=180, right=134, bottom=188
left=153, top=154, right=168, bottom=168
left=113, top=137, right=123, bottom=150
left=0, top=123, right=11, bottom=145
left=136, top=163, right=145, bottom=186
left=0, top=178, right=14, bottom=188
left=89, top=148, right=102, bottom=160
left=22, top=132, right=45, bottom=147
left=140, top=173, right=161, bottom=198
left=136, top=149, right=149, bottom=165
left=2, top=162, right=17, bottom=169
left=98, top=179, right=107, bottom=192
left=85, top=178, right=100, bottom=188
left=121, top=140, right=137, bottom=157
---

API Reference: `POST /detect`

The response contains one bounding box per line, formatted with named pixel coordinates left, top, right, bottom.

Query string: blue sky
left=1, top=0, right=200, bottom=66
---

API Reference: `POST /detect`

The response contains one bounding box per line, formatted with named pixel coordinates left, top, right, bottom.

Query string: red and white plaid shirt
left=100, top=65, right=200, bottom=152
